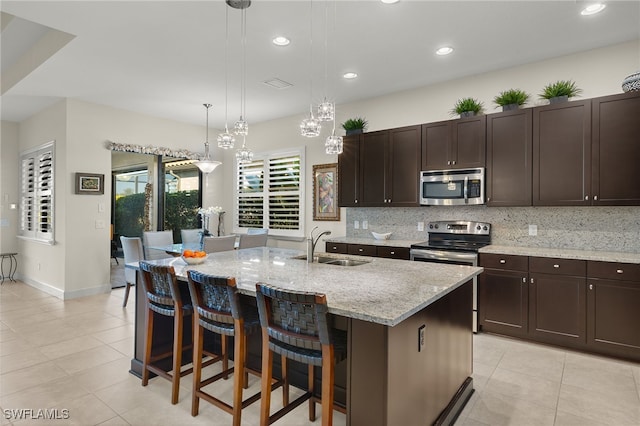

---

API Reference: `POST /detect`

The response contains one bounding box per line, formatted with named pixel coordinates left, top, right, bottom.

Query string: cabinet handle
left=388, top=198, right=392, bottom=203
left=452, top=160, right=456, bottom=165
left=390, top=251, right=395, bottom=255
left=358, top=248, right=363, bottom=252
left=332, top=246, right=337, bottom=250
left=499, top=259, right=506, bottom=264
left=585, top=195, right=589, bottom=201
left=355, top=199, right=358, bottom=203
left=447, top=160, right=451, bottom=165
left=616, top=269, right=623, bottom=274
left=553, top=264, right=560, bottom=268
left=594, top=195, right=598, bottom=201
left=522, top=277, right=526, bottom=283
left=589, top=284, right=593, bottom=290
left=530, top=278, right=534, bottom=284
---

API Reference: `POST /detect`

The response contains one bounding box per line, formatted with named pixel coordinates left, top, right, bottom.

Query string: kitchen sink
left=291, top=255, right=370, bottom=267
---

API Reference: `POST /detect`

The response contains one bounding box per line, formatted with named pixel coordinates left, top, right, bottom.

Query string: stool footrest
left=267, top=391, right=313, bottom=425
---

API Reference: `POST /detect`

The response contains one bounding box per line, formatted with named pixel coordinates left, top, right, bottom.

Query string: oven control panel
left=427, top=220, right=491, bottom=235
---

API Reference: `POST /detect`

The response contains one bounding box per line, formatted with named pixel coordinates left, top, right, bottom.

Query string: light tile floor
left=1, top=279, right=639, bottom=426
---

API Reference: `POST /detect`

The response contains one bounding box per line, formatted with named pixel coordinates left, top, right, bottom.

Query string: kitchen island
left=129, top=247, right=483, bottom=425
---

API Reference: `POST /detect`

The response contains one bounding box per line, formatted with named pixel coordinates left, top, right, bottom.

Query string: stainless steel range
left=410, top=220, right=491, bottom=332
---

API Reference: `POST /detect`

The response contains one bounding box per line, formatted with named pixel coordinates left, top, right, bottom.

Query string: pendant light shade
left=217, top=5, right=235, bottom=149
left=194, top=104, right=221, bottom=174
left=317, top=99, right=334, bottom=122
left=236, top=136, right=254, bottom=163
left=325, top=133, right=343, bottom=155
left=233, top=3, right=253, bottom=160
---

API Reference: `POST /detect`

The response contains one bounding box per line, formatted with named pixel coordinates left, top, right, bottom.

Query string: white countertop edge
left=325, top=236, right=424, bottom=248
left=480, top=245, right=640, bottom=264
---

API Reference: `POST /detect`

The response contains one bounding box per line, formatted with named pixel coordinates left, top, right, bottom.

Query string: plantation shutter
left=268, top=155, right=300, bottom=230
left=20, top=141, right=55, bottom=244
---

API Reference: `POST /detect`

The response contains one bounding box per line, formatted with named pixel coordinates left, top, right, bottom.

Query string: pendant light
left=233, top=1, right=249, bottom=137
left=217, top=5, right=235, bottom=149
left=324, top=1, right=342, bottom=154
left=194, top=104, right=222, bottom=174
left=300, top=0, right=321, bottom=137
left=317, top=0, right=334, bottom=122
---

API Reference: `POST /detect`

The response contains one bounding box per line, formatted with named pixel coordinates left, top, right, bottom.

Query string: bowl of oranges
left=181, top=249, right=207, bottom=265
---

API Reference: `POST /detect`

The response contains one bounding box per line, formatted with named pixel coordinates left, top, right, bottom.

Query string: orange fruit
left=196, top=251, right=206, bottom=257
left=183, top=249, right=194, bottom=257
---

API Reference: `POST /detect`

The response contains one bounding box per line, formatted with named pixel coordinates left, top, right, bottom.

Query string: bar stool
left=255, top=283, right=348, bottom=426
left=139, top=261, right=208, bottom=404
left=186, top=271, right=267, bottom=425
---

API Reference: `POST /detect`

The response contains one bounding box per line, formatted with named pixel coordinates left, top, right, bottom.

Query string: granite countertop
left=480, top=245, right=640, bottom=264
left=144, top=247, right=482, bottom=327
left=325, top=236, right=423, bottom=248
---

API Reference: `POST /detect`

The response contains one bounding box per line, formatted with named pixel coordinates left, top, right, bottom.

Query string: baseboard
left=19, top=276, right=65, bottom=299
left=18, top=276, right=111, bottom=300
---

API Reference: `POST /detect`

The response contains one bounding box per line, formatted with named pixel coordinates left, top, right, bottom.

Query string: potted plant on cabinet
left=493, top=89, right=530, bottom=111
left=450, top=97, right=484, bottom=118
left=341, top=117, right=368, bottom=135
left=539, top=80, right=582, bottom=103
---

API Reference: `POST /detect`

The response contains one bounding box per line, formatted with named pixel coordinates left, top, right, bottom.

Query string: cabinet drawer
left=325, top=242, right=348, bottom=254
left=529, top=257, right=586, bottom=276
left=347, top=244, right=377, bottom=256
left=587, top=261, right=640, bottom=281
left=376, top=246, right=410, bottom=260
left=479, top=253, right=528, bottom=271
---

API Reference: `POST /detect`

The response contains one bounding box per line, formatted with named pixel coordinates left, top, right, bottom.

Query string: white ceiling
left=1, top=1, right=639, bottom=129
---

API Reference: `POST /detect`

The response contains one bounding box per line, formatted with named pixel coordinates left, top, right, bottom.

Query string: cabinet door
left=376, top=246, right=410, bottom=260
left=479, top=269, right=528, bottom=337
left=387, top=125, right=421, bottom=206
left=587, top=278, right=640, bottom=360
left=452, top=115, right=486, bottom=168
left=421, top=121, right=450, bottom=170
left=529, top=273, right=586, bottom=347
left=325, top=242, right=348, bottom=254
left=592, top=91, right=640, bottom=205
left=347, top=244, right=377, bottom=257
left=486, top=109, right=532, bottom=206
left=533, top=100, right=591, bottom=206
left=360, top=131, right=388, bottom=206
left=338, top=135, right=360, bottom=207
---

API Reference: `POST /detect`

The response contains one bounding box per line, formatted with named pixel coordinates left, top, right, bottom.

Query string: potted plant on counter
left=341, top=117, right=368, bottom=135
left=450, top=97, right=484, bottom=118
left=493, top=89, right=530, bottom=111
left=539, top=80, right=582, bottom=103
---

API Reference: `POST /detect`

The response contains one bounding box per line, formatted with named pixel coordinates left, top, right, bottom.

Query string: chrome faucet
left=307, top=226, right=332, bottom=263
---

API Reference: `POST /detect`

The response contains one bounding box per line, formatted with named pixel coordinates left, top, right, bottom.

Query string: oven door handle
left=464, top=176, right=469, bottom=204
left=410, top=249, right=477, bottom=263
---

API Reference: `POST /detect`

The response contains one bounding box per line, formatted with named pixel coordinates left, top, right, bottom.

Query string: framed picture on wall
left=312, top=163, right=340, bottom=221
left=75, top=172, right=104, bottom=195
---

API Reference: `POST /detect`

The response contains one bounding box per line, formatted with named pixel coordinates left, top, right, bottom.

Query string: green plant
left=493, top=89, right=530, bottom=107
left=539, top=80, right=582, bottom=99
left=450, top=97, right=484, bottom=116
left=341, top=117, right=368, bottom=131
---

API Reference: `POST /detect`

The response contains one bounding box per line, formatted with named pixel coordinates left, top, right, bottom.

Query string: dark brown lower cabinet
left=479, top=254, right=640, bottom=362
left=325, top=242, right=410, bottom=260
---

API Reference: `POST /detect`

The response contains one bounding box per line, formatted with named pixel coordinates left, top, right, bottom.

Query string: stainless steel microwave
left=419, top=168, right=485, bottom=206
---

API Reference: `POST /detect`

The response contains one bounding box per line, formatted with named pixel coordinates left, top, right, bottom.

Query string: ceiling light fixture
left=217, top=6, right=235, bottom=149
left=343, top=72, right=358, bottom=79
left=581, top=3, right=606, bottom=15
left=436, top=46, right=454, bottom=56
left=300, top=0, right=321, bottom=137
left=381, top=0, right=399, bottom=4
left=273, top=36, right=290, bottom=46
left=194, top=103, right=222, bottom=174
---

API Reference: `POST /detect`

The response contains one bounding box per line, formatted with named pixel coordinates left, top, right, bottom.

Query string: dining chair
left=142, top=230, right=174, bottom=260
left=119, top=236, right=144, bottom=308
left=255, top=283, right=347, bottom=426
left=203, top=235, right=237, bottom=253
left=181, top=228, right=201, bottom=245
left=238, top=233, right=268, bottom=249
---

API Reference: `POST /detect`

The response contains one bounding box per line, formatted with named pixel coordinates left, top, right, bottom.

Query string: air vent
left=263, top=78, right=293, bottom=89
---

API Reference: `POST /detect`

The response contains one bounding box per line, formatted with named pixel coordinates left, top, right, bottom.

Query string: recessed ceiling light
left=381, top=0, right=399, bottom=4
left=343, top=72, right=358, bottom=79
left=436, top=46, right=454, bottom=56
left=272, top=36, right=290, bottom=46
left=581, top=3, right=606, bottom=15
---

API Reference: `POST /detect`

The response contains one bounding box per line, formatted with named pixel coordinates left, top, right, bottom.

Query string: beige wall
left=1, top=39, right=638, bottom=297
left=0, top=120, right=19, bottom=253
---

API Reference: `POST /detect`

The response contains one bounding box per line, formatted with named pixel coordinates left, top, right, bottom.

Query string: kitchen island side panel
left=348, top=281, right=474, bottom=426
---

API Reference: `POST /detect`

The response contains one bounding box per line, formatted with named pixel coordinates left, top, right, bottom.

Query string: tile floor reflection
left=1, top=280, right=639, bottom=425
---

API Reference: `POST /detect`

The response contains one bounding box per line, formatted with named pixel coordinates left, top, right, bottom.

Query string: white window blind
left=235, top=148, right=305, bottom=238
left=19, top=141, right=55, bottom=244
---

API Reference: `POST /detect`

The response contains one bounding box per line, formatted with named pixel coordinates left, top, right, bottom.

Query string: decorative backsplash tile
left=346, top=206, right=640, bottom=253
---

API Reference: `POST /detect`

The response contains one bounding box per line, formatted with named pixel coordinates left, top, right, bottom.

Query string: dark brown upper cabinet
left=338, top=134, right=361, bottom=207
left=360, top=130, right=388, bottom=206
left=591, top=91, right=640, bottom=205
left=386, top=125, right=422, bottom=206
left=533, top=99, right=592, bottom=206
left=486, top=109, right=533, bottom=206
left=421, top=115, right=486, bottom=170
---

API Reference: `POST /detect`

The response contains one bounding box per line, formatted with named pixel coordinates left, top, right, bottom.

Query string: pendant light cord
left=309, top=0, right=313, bottom=111
left=224, top=6, right=230, bottom=130
left=241, top=7, right=247, bottom=121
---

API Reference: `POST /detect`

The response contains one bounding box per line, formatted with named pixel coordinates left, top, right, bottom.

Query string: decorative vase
left=459, top=111, right=476, bottom=118
left=549, top=95, right=569, bottom=104
left=345, top=129, right=364, bottom=136
left=502, top=103, right=520, bottom=111
left=622, top=71, right=640, bottom=92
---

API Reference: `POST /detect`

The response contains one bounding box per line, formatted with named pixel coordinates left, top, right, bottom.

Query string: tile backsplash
left=346, top=206, right=640, bottom=253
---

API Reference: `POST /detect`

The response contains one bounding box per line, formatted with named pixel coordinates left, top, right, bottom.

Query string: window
left=235, top=147, right=305, bottom=238
left=19, top=140, right=55, bottom=244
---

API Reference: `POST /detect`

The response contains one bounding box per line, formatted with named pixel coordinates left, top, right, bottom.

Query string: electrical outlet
left=95, top=220, right=105, bottom=229
left=418, top=324, right=425, bottom=352
left=354, top=220, right=359, bottom=229
left=362, top=220, right=368, bottom=230
left=418, top=222, right=425, bottom=231
left=37, top=263, right=41, bottom=271
left=528, top=224, right=538, bottom=236
left=98, top=202, right=105, bottom=212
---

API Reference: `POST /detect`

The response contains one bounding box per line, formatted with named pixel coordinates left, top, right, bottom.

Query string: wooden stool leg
left=222, top=335, right=229, bottom=379
left=308, top=363, right=316, bottom=421
left=191, top=322, right=204, bottom=416
left=243, top=334, right=249, bottom=389
left=281, top=355, right=289, bottom=406
left=171, top=311, right=184, bottom=404
left=321, top=345, right=335, bottom=426
left=260, top=328, right=273, bottom=426
left=232, top=321, right=245, bottom=426
left=142, top=308, right=154, bottom=386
